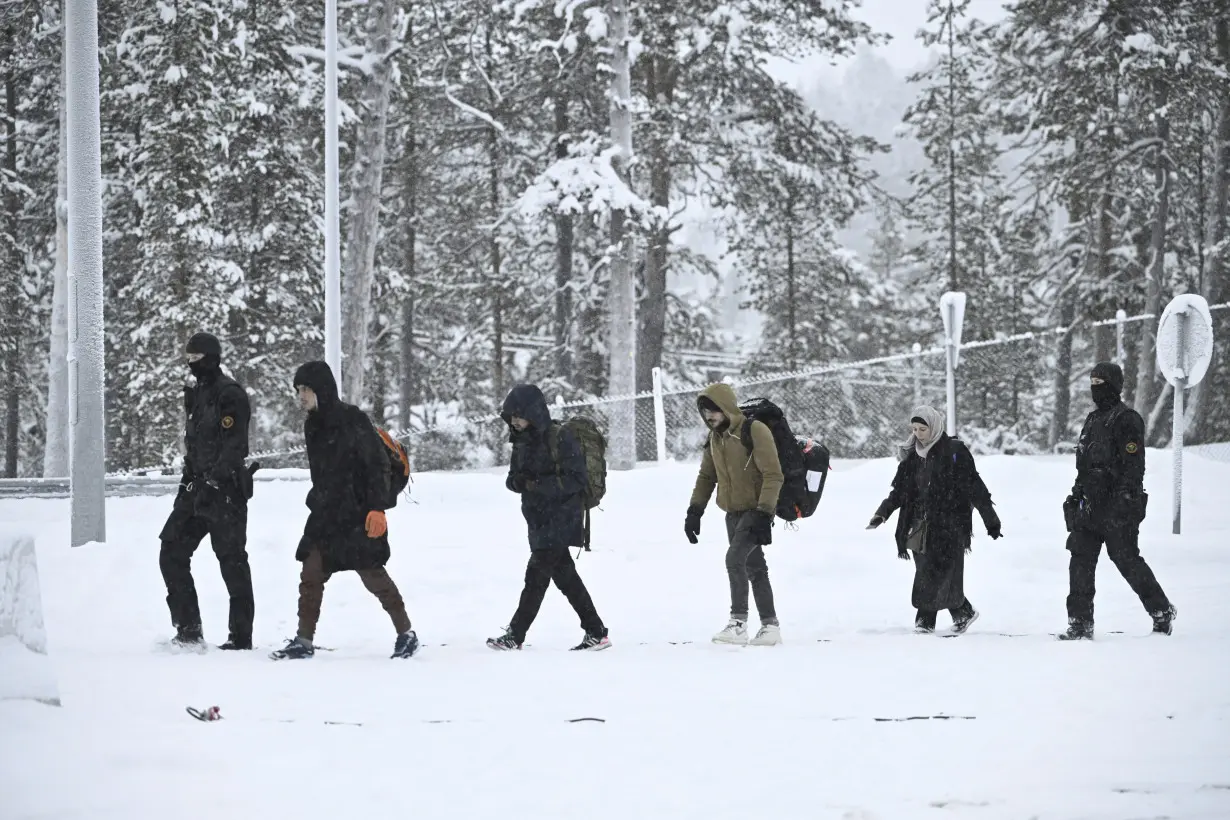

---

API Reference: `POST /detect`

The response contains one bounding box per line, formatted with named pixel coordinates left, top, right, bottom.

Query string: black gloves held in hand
left=983, top=508, right=1003, bottom=540
left=749, top=509, right=774, bottom=546
left=507, top=473, right=535, bottom=494
left=684, top=505, right=704, bottom=544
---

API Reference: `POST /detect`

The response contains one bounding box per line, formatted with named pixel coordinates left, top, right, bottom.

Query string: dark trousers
left=725, top=511, right=777, bottom=623
left=296, top=548, right=411, bottom=641
left=508, top=546, right=604, bottom=642
left=159, top=504, right=255, bottom=642
left=1066, top=524, right=1170, bottom=623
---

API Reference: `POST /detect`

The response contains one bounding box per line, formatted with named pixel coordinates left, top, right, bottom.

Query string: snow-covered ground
left=3, top=450, right=1229, bottom=819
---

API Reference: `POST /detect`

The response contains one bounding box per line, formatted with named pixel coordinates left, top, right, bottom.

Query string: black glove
left=748, top=510, right=774, bottom=546
left=867, top=514, right=885, bottom=530
left=506, top=473, right=528, bottom=493
left=897, top=549, right=911, bottom=561
left=684, top=505, right=703, bottom=544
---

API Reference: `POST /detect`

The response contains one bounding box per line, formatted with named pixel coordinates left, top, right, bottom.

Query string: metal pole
left=324, top=0, right=342, bottom=388
left=1172, top=310, right=1186, bottom=535
left=65, top=0, right=106, bottom=547
left=651, top=366, right=667, bottom=462
left=944, top=302, right=957, bottom=435
left=1115, top=309, right=1127, bottom=368
left=912, top=342, right=923, bottom=408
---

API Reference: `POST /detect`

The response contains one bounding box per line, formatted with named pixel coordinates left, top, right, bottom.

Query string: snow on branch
left=285, top=44, right=372, bottom=75
left=516, top=139, right=648, bottom=220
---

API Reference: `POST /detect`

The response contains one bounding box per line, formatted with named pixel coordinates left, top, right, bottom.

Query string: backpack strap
left=544, top=422, right=565, bottom=491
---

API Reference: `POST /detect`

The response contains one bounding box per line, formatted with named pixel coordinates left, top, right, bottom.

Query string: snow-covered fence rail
left=5, top=300, right=1224, bottom=494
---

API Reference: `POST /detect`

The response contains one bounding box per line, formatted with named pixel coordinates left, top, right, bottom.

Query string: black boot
left=219, top=636, right=253, bottom=651
left=1057, top=618, right=1094, bottom=641
left=914, top=610, right=937, bottom=634
left=171, top=625, right=205, bottom=650
left=950, top=601, right=980, bottom=635
left=1151, top=606, right=1176, bottom=635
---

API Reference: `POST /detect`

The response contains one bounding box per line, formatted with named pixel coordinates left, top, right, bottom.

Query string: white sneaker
left=749, top=623, right=781, bottom=646
left=712, top=619, right=749, bottom=645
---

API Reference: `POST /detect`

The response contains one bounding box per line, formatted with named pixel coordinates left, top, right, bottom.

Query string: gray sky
left=770, top=0, right=1010, bottom=85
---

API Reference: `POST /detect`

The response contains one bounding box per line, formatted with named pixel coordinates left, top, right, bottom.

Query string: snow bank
left=0, top=532, right=60, bottom=706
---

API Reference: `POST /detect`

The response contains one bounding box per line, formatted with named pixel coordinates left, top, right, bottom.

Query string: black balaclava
left=697, top=395, right=729, bottom=434
left=1090, top=361, right=1124, bottom=411
left=186, top=332, right=222, bottom=383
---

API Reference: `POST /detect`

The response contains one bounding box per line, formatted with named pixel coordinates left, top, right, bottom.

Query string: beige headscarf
left=896, top=405, right=946, bottom=462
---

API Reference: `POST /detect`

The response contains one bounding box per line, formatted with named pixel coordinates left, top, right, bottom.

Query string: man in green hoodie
left=685, top=383, right=785, bottom=645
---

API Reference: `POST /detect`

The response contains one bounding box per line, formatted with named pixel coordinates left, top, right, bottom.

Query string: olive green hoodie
left=689, top=382, right=784, bottom=515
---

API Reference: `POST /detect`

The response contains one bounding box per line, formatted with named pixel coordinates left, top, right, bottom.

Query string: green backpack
left=546, top=417, right=607, bottom=550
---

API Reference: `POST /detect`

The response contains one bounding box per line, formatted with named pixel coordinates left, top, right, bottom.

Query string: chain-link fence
left=82, top=299, right=1230, bottom=480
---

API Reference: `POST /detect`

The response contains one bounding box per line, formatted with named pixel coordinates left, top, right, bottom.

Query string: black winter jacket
left=294, top=361, right=391, bottom=572
left=502, top=384, right=587, bottom=551
left=874, top=434, right=997, bottom=558
left=1071, top=399, right=1147, bottom=529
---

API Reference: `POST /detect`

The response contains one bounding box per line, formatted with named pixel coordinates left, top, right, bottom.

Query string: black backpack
left=375, top=427, right=412, bottom=508
left=738, top=398, right=831, bottom=522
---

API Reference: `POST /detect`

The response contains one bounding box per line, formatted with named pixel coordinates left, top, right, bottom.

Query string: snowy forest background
left=1, top=0, right=1229, bottom=478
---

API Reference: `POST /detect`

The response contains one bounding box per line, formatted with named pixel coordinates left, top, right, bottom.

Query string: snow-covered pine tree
left=630, top=0, right=879, bottom=395
left=1, top=1, right=58, bottom=477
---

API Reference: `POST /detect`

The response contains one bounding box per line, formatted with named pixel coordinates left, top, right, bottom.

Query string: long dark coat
left=502, top=384, right=587, bottom=551
left=874, top=434, right=998, bottom=610
left=293, top=361, right=391, bottom=573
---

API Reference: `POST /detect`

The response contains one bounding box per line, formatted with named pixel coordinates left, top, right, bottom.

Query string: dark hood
left=501, top=384, right=553, bottom=432
left=294, top=360, right=340, bottom=411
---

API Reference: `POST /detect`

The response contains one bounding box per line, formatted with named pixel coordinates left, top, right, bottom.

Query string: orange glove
left=365, top=510, right=387, bottom=538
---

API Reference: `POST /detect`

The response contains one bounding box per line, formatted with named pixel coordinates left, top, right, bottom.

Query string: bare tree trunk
left=1134, top=75, right=1171, bottom=436
left=1049, top=294, right=1077, bottom=449
left=784, top=189, right=797, bottom=371
left=398, top=22, right=419, bottom=432
left=946, top=0, right=958, bottom=291
left=553, top=90, right=574, bottom=382
left=1191, top=18, right=1230, bottom=442
left=398, top=160, right=418, bottom=430
left=341, top=0, right=398, bottom=405
left=484, top=25, right=506, bottom=402
left=45, top=55, right=70, bottom=477
left=635, top=26, right=675, bottom=396
left=606, top=0, right=636, bottom=469
left=489, top=127, right=504, bottom=400
left=4, top=32, right=20, bottom=478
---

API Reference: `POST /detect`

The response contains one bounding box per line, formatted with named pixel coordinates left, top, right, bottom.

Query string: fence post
left=912, top=343, right=923, bottom=408
left=1172, top=311, right=1186, bottom=535
left=651, top=366, right=667, bottom=463
left=1115, top=309, right=1127, bottom=368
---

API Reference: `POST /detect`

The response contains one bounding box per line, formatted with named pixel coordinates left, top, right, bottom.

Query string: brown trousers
left=297, top=548, right=412, bottom=640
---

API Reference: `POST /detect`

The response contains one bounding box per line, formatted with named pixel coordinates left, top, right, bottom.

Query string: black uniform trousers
left=159, top=499, right=255, bottom=641
left=508, top=546, right=604, bottom=643
left=1065, top=522, right=1170, bottom=623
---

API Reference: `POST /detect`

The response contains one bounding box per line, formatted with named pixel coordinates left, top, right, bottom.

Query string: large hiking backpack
left=375, top=427, right=412, bottom=508
left=738, top=398, right=831, bottom=522
left=547, top=417, right=608, bottom=549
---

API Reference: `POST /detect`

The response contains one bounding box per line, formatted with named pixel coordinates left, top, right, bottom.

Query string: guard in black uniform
left=158, top=332, right=257, bottom=650
left=1059, top=362, right=1175, bottom=640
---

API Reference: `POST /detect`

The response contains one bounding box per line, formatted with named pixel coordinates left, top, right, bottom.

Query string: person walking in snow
left=158, top=331, right=256, bottom=651
left=270, top=361, right=418, bottom=660
left=1058, top=362, right=1175, bottom=640
left=867, top=406, right=1000, bottom=635
left=685, top=383, right=785, bottom=646
left=486, top=384, right=611, bottom=651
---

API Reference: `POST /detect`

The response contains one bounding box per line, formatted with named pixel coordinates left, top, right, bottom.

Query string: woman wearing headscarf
left=867, top=406, right=1002, bottom=634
